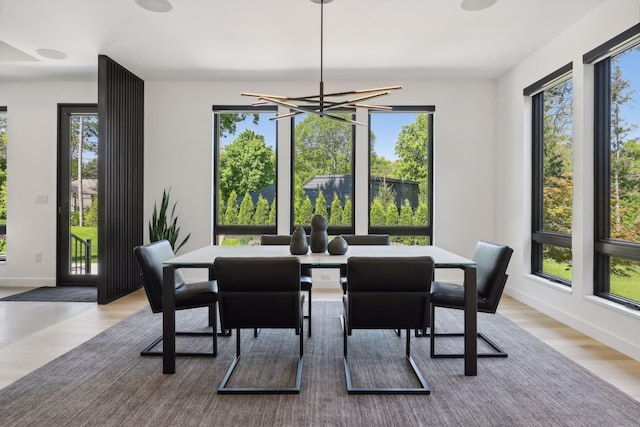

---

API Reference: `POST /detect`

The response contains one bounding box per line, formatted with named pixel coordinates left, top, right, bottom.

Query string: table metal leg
left=163, top=265, right=176, bottom=374
left=463, top=266, right=477, bottom=376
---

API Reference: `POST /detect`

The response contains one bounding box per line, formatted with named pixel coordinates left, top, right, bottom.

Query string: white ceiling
left=0, top=0, right=607, bottom=82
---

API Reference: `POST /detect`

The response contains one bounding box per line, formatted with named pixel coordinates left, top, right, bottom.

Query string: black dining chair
left=260, top=234, right=314, bottom=337
left=429, top=240, right=513, bottom=358
left=339, top=234, right=391, bottom=294
left=133, top=240, right=218, bottom=357
left=342, top=256, right=434, bottom=394
left=214, top=257, right=305, bottom=394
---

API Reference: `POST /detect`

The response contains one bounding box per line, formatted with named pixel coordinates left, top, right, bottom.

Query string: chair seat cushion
left=175, top=280, right=217, bottom=309
left=430, top=281, right=493, bottom=312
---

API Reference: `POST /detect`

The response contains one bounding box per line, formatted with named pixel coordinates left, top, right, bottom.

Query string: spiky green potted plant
left=149, top=188, right=191, bottom=253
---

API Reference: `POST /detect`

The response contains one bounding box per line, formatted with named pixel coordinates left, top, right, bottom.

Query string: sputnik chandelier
left=241, top=0, right=401, bottom=126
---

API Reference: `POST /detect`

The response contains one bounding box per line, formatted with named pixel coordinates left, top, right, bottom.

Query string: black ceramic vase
left=310, top=214, right=328, bottom=253
left=290, top=226, right=309, bottom=255
left=328, top=235, right=348, bottom=255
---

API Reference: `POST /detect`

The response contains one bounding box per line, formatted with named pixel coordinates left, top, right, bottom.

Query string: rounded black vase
left=310, top=214, right=328, bottom=253
left=290, top=226, right=309, bottom=255
left=328, top=236, right=348, bottom=255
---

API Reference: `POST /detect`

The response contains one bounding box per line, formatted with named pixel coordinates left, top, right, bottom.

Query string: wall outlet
left=320, top=273, right=332, bottom=281
left=35, top=194, right=48, bottom=204
left=34, top=252, right=42, bottom=262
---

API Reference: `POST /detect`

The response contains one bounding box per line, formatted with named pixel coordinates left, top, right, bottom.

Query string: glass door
left=57, top=105, right=98, bottom=285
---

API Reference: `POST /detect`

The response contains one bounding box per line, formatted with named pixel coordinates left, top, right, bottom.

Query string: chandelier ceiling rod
left=319, top=0, right=324, bottom=113
left=241, top=0, right=401, bottom=126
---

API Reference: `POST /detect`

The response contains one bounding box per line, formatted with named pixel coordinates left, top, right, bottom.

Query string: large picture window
left=292, top=112, right=354, bottom=234
left=526, top=64, right=573, bottom=285
left=213, top=106, right=277, bottom=245
left=368, top=107, right=434, bottom=244
left=587, top=24, right=640, bottom=308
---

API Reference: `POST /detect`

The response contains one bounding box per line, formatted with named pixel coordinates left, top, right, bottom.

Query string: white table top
left=165, top=244, right=475, bottom=268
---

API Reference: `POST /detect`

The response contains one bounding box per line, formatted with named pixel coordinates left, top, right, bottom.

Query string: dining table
left=161, top=244, right=478, bottom=376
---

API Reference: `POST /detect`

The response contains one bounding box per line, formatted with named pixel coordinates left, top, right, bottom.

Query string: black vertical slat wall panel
left=97, top=55, right=144, bottom=304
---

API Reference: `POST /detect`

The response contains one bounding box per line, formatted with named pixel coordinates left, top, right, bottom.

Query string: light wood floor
left=0, top=287, right=638, bottom=402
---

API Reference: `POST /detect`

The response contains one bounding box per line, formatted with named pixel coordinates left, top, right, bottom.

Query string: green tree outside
left=268, top=198, right=277, bottom=224
left=84, top=198, right=98, bottom=227
left=385, top=203, right=399, bottom=226
left=297, top=196, right=314, bottom=226
left=237, top=193, right=255, bottom=225
left=329, top=193, right=343, bottom=225
left=254, top=195, right=270, bottom=225
left=370, top=199, right=385, bottom=226
left=342, top=196, right=352, bottom=226
left=399, top=199, right=413, bottom=226
left=219, top=129, right=275, bottom=204
left=223, top=191, right=239, bottom=225
left=314, top=190, right=328, bottom=219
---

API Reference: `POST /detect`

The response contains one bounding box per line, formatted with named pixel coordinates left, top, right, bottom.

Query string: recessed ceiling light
left=35, top=49, right=67, bottom=60
left=461, top=0, right=498, bottom=11
left=135, top=0, right=173, bottom=13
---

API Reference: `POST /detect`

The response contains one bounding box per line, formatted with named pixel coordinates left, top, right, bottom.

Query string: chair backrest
left=261, top=234, right=311, bottom=245
left=133, top=240, right=186, bottom=313
left=473, top=241, right=513, bottom=313
left=341, top=234, right=391, bottom=246
left=214, top=257, right=302, bottom=331
left=260, top=235, right=292, bottom=245
left=345, top=256, right=434, bottom=330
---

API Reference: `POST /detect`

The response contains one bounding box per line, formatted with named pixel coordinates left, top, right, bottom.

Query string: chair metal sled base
left=430, top=331, right=508, bottom=358
left=343, top=326, right=430, bottom=395
left=217, top=328, right=304, bottom=394
left=141, top=331, right=217, bottom=357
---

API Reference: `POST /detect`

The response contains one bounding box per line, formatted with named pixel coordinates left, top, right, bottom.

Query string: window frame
left=587, top=24, right=640, bottom=308
left=212, top=105, right=278, bottom=243
left=525, top=63, right=574, bottom=286
left=367, top=106, right=435, bottom=242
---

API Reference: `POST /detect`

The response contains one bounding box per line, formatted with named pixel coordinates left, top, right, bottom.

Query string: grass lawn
left=221, top=235, right=259, bottom=246
left=543, top=258, right=640, bottom=301
left=70, top=226, right=98, bottom=262
left=542, top=259, right=573, bottom=282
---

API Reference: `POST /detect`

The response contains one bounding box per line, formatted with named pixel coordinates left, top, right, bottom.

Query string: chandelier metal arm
left=322, top=113, right=366, bottom=126
left=257, top=95, right=330, bottom=118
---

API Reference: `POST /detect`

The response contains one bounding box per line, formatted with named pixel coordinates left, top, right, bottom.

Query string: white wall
left=497, top=0, right=640, bottom=361
left=0, top=82, right=97, bottom=286
left=143, top=79, right=497, bottom=266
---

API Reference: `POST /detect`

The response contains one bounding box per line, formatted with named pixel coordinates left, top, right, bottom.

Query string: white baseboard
left=504, top=287, right=640, bottom=362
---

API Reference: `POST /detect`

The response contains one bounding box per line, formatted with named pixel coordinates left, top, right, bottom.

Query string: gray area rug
left=0, top=302, right=638, bottom=426
left=0, top=286, right=97, bottom=302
